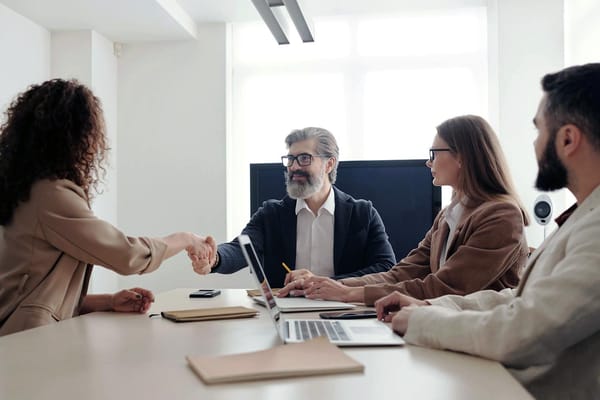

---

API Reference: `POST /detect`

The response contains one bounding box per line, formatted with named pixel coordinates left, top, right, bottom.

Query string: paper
left=186, top=337, right=364, bottom=384
left=161, top=306, right=258, bottom=322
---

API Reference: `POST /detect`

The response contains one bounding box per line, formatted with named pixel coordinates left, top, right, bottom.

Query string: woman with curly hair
left=0, top=79, right=214, bottom=336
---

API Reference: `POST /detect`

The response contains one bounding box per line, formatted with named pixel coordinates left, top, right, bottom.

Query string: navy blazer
left=213, top=186, right=396, bottom=287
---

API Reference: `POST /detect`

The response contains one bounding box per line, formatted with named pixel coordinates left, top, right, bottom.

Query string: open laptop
left=238, top=234, right=404, bottom=347
left=241, top=238, right=355, bottom=313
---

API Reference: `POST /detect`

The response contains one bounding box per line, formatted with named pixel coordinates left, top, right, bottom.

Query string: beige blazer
left=0, top=179, right=167, bottom=336
left=404, top=185, right=600, bottom=399
left=341, top=199, right=528, bottom=305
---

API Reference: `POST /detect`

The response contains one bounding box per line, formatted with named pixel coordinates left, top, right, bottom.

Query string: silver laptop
left=252, top=295, right=355, bottom=312
left=238, top=234, right=404, bottom=347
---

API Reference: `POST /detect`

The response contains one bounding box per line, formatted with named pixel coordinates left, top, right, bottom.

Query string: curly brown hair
left=0, top=79, right=108, bottom=225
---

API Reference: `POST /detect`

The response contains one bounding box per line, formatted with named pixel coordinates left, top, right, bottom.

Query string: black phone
left=189, top=289, right=221, bottom=298
left=319, top=310, right=378, bottom=319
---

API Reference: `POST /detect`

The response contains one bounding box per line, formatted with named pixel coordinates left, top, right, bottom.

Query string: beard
left=285, top=165, right=326, bottom=199
left=535, top=133, right=568, bottom=191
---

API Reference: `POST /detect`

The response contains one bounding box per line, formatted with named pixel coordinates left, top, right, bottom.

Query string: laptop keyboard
left=293, top=320, right=350, bottom=341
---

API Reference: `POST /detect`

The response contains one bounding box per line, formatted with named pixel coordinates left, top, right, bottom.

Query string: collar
left=554, top=184, right=600, bottom=227
left=555, top=203, right=577, bottom=227
left=445, top=195, right=467, bottom=219
left=295, top=187, right=335, bottom=216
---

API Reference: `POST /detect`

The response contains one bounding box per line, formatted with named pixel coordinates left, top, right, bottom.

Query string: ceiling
left=0, top=0, right=485, bottom=43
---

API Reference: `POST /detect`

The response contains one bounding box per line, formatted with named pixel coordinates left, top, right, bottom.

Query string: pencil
left=281, top=262, right=292, bottom=273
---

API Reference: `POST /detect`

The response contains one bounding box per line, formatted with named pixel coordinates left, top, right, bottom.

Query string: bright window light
left=233, top=19, right=352, bottom=65
left=228, top=7, right=488, bottom=235
left=357, top=9, right=486, bottom=57
left=235, top=73, right=348, bottom=163
left=363, top=68, right=483, bottom=159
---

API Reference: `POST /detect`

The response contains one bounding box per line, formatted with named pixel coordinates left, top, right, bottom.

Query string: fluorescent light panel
left=251, top=0, right=314, bottom=45
left=283, top=0, right=314, bottom=43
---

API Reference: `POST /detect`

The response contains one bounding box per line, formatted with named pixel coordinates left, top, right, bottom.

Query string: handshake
left=186, top=235, right=219, bottom=275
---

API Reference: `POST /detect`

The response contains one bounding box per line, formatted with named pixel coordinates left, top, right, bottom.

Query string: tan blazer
left=405, top=185, right=600, bottom=399
left=341, top=199, right=528, bottom=305
left=0, top=179, right=167, bottom=336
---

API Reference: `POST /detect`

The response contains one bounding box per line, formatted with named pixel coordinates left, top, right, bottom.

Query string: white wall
left=565, top=0, right=600, bottom=64
left=0, top=3, right=49, bottom=111
left=117, top=23, right=251, bottom=292
left=89, top=32, right=120, bottom=293
left=488, top=0, right=565, bottom=248
left=50, top=30, right=120, bottom=293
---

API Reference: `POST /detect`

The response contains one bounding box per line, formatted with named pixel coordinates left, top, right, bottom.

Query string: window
left=228, top=7, right=487, bottom=236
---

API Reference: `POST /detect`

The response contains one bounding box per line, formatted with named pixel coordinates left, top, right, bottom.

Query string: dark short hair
left=284, top=127, right=339, bottom=183
left=0, top=79, right=107, bottom=225
left=541, top=63, right=600, bottom=150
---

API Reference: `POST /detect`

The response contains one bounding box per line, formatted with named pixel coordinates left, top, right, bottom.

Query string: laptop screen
left=238, top=235, right=281, bottom=323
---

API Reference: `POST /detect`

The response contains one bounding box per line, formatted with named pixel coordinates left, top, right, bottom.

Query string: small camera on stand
left=533, top=194, right=553, bottom=239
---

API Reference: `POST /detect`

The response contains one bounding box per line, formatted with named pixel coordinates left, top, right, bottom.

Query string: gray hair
left=284, top=127, right=339, bottom=183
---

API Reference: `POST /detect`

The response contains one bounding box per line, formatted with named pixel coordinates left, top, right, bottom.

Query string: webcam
left=533, top=194, right=553, bottom=226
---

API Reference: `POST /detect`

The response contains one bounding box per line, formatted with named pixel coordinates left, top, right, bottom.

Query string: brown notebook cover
left=186, top=337, right=364, bottom=384
left=161, top=306, right=258, bottom=322
left=246, top=288, right=281, bottom=297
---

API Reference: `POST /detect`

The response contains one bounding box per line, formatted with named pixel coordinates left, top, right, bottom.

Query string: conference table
left=0, top=289, right=533, bottom=400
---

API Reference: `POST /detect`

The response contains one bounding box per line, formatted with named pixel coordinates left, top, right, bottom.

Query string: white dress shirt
left=295, top=188, right=335, bottom=277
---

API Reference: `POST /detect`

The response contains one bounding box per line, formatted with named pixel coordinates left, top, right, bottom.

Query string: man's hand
left=283, top=268, right=314, bottom=286
left=187, top=235, right=217, bottom=275
left=278, top=275, right=363, bottom=302
left=278, top=277, right=310, bottom=298
left=374, top=292, right=428, bottom=322
left=111, top=287, right=155, bottom=313
left=391, top=306, right=416, bottom=335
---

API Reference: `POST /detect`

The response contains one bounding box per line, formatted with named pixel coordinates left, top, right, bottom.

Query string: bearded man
left=374, top=63, right=600, bottom=399
left=202, top=127, right=395, bottom=287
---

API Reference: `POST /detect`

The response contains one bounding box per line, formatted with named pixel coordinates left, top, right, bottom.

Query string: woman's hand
left=111, top=287, right=155, bottom=313
left=187, top=235, right=218, bottom=275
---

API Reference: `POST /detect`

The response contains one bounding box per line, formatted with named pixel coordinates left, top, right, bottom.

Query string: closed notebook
left=186, top=337, right=364, bottom=384
left=161, top=306, right=258, bottom=322
left=246, top=288, right=281, bottom=297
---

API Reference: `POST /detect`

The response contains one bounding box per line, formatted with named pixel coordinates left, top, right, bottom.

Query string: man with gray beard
left=200, top=127, right=395, bottom=288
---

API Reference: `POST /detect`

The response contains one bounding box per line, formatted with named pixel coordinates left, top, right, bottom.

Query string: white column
left=51, top=30, right=119, bottom=293
left=488, top=0, right=565, bottom=248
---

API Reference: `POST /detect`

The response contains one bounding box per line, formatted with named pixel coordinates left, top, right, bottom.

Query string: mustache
left=289, top=171, right=310, bottom=179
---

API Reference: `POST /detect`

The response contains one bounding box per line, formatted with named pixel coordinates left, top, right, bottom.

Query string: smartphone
left=319, top=310, right=378, bottom=319
left=189, top=289, right=221, bottom=298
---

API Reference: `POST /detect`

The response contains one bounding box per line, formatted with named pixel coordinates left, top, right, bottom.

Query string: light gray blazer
left=404, top=185, right=600, bottom=399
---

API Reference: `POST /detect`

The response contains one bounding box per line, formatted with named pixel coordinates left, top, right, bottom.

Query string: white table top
left=0, top=289, right=532, bottom=400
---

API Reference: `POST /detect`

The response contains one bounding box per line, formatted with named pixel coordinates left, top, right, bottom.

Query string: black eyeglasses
left=281, top=153, right=330, bottom=167
left=428, top=148, right=452, bottom=162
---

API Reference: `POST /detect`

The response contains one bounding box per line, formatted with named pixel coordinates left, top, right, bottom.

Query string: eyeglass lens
left=282, top=153, right=313, bottom=167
